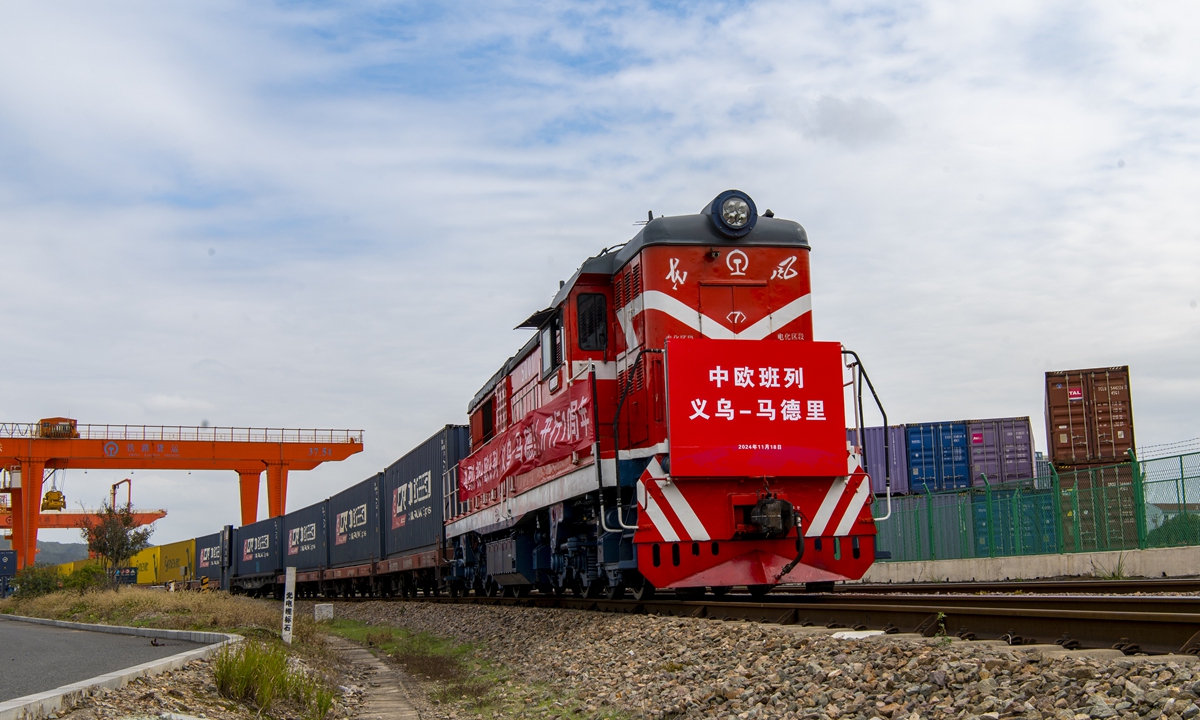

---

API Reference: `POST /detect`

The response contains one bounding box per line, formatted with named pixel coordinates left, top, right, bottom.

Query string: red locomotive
left=445, top=190, right=878, bottom=598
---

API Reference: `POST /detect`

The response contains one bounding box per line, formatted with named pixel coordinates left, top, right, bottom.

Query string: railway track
left=332, top=590, right=1200, bottom=656
left=832, top=577, right=1200, bottom=595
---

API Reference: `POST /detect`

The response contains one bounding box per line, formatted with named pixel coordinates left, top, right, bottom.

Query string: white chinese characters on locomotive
left=446, top=190, right=877, bottom=599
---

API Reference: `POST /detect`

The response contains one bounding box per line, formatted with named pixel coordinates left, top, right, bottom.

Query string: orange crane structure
left=0, top=418, right=363, bottom=569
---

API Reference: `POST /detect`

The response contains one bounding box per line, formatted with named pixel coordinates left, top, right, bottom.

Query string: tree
left=78, top=500, right=154, bottom=591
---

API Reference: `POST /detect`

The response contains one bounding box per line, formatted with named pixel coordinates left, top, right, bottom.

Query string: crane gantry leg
left=238, top=470, right=261, bottom=527
left=23, top=460, right=45, bottom=567
left=266, top=463, right=289, bottom=520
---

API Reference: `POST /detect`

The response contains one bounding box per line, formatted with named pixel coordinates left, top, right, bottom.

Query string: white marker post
left=281, top=567, right=296, bottom=644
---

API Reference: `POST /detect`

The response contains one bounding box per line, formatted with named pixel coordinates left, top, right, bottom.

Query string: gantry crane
left=0, top=418, right=363, bottom=569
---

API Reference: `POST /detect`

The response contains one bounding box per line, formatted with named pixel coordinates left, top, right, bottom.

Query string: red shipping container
left=1045, top=366, right=1136, bottom=466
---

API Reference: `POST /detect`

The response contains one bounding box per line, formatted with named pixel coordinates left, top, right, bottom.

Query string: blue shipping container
left=283, top=501, right=328, bottom=572
left=383, top=425, right=470, bottom=559
left=0, top=550, right=14, bottom=578
left=907, top=422, right=970, bottom=492
left=971, top=490, right=1057, bottom=556
left=235, top=516, right=282, bottom=578
left=194, top=532, right=223, bottom=584
left=328, top=473, right=382, bottom=568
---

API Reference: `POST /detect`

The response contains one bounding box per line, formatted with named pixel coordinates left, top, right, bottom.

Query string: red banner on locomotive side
left=666, top=338, right=847, bottom=478
left=458, top=380, right=593, bottom=500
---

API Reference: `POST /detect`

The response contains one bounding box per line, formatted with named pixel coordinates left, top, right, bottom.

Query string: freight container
left=848, top=426, right=909, bottom=495
left=383, top=425, right=470, bottom=558
left=906, top=422, right=970, bottom=492
left=283, top=501, right=328, bottom=572
left=1056, top=462, right=1140, bottom=553
left=130, top=546, right=160, bottom=584
left=235, top=516, right=282, bottom=578
left=328, top=473, right=382, bottom=568
left=971, top=489, right=1057, bottom=556
left=0, top=550, right=14, bottom=578
left=1045, top=366, right=1136, bottom=466
left=194, top=532, right=223, bottom=585
left=874, top=492, right=975, bottom=562
left=158, top=539, right=195, bottom=584
left=967, top=417, right=1035, bottom=486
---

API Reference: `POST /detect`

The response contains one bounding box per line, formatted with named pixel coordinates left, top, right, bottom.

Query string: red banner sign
left=666, top=338, right=847, bottom=477
left=458, top=380, right=594, bottom=500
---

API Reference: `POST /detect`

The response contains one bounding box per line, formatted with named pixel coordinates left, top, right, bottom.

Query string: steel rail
left=828, top=578, right=1200, bottom=595
left=326, top=591, right=1200, bottom=656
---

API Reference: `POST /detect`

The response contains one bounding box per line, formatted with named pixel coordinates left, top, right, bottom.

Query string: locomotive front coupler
left=749, top=492, right=796, bottom=538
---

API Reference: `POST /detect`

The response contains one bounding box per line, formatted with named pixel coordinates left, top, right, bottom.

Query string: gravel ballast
left=335, top=600, right=1200, bottom=720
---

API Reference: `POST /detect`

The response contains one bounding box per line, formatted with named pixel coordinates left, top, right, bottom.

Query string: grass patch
left=325, top=619, right=628, bottom=719
left=0, top=587, right=317, bottom=641
left=215, top=639, right=335, bottom=720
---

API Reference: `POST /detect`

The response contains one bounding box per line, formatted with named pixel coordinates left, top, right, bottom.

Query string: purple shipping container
left=847, top=426, right=909, bottom=495
left=967, top=416, right=1035, bottom=486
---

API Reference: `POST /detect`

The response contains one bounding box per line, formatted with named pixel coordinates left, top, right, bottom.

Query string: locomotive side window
left=576, top=293, right=607, bottom=351
left=540, top=312, right=562, bottom=377
left=481, top=397, right=495, bottom=442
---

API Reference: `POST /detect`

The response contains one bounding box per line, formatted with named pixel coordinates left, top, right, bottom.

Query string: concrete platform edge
left=0, top=615, right=240, bottom=720
left=859, top=545, right=1200, bottom=584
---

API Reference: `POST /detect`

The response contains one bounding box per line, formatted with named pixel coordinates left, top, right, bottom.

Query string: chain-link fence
left=872, top=450, right=1200, bottom=562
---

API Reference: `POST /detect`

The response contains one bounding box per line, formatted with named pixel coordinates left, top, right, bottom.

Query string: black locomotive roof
left=467, top=200, right=809, bottom=414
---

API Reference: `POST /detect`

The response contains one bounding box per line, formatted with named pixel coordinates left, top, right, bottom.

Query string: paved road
left=0, top=618, right=204, bottom=702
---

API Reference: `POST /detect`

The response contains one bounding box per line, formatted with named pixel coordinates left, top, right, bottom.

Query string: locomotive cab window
left=576, top=293, right=607, bottom=351
left=540, top=312, right=562, bottom=377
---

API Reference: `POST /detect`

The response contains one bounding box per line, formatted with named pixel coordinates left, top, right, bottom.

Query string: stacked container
left=847, top=426, right=909, bottom=495
left=1045, top=366, right=1136, bottom=466
left=967, top=417, right=1035, bottom=486
left=906, top=422, right=970, bottom=493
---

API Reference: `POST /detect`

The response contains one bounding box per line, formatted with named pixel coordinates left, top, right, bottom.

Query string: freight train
left=122, top=191, right=885, bottom=599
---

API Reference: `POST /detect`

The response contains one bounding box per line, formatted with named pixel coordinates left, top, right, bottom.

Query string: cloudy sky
left=2, top=2, right=1197, bottom=545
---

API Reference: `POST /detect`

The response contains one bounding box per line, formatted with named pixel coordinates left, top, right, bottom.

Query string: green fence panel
left=873, top=451, right=1200, bottom=563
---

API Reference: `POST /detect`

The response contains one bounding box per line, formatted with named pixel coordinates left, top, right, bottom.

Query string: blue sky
left=2, top=1, right=1198, bottom=544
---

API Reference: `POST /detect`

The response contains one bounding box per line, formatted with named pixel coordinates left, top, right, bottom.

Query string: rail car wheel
left=630, top=578, right=655, bottom=602
left=710, top=586, right=731, bottom=598
left=748, top=584, right=772, bottom=599
left=603, top=583, right=626, bottom=600
left=484, top=580, right=499, bottom=597
left=514, top=585, right=531, bottom=598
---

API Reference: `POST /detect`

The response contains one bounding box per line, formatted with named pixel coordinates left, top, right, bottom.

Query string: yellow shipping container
left=55, top=562, right=75, bottom=576
left=130, top=546, right=161, bottom=584
left=71, top=559, right=96, bottom=574
left=158, top=539, right=195, bottom=584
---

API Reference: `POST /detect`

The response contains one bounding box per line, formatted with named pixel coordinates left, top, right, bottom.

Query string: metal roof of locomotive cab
left=547, top=210, right=809, bottom=309
left=468, top=208, right=809, bottom=414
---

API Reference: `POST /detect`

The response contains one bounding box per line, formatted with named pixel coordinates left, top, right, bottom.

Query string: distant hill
left=0, top=539, right=90, bottom=565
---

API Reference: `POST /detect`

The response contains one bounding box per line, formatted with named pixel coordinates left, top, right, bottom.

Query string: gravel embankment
left=337, top=601, right=1200, bottom=720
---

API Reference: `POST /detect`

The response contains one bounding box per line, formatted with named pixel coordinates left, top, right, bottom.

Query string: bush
left=215, top=640, right=335, bottom=720
left=1147, top=512, right=1200, bottom=548
left=13, top=565, right=62, bottom=599
left=62, top=563, right=107, bottom=595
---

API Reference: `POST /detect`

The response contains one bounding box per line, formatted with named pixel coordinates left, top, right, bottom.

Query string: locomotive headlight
left=707, top=190, right=758, bottom=238
left=721, top=197, right=750, bottom=228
